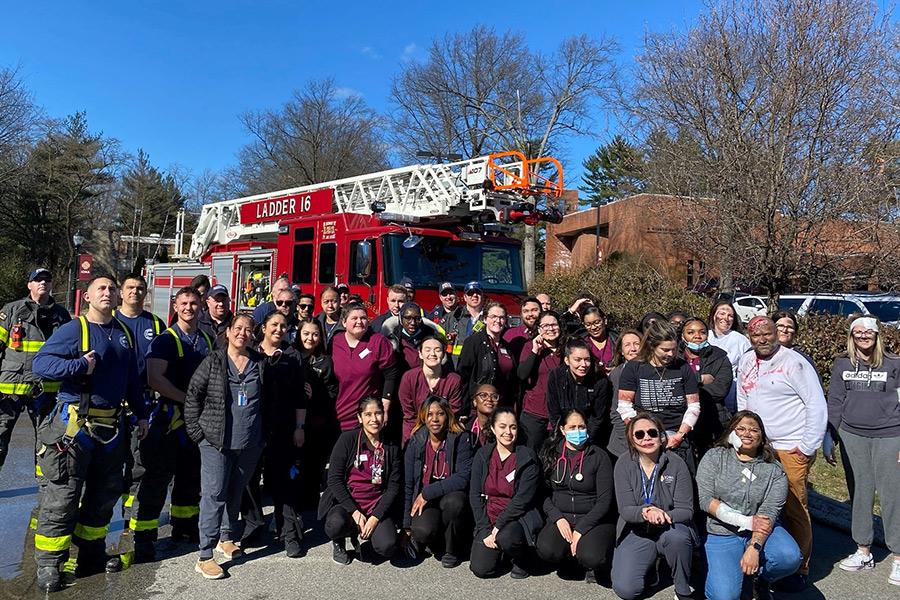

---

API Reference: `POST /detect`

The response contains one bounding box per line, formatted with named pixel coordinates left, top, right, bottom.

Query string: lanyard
left=640, top=464, right=659, bottom=506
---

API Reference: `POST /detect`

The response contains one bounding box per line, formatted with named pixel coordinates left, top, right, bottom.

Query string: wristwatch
left=751, top=541, right=763, bottom=552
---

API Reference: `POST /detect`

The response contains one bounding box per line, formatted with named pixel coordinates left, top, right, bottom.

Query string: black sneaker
left=753, top=577, right=774, bottom=600
left=332, top=540, right=351, bottom=565
left=773, top=573, right=808, bottom=593
left=37, top=566, right=62, bottom=593
left=510, top=564, right=530, bottom=579
left=105, top=555, right=124, bottom=573
left=441, top=553, right=460, bottom=568
left=585, top=569, right=597, bottom=584
left=284, top=538, right=304, bottom=559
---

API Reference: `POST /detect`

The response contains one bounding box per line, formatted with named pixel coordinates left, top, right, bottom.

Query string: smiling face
left=419, top=337, right=444, bottom=369
left=440, top=289, right=457, bottom=310
left=851, top=326, right=877, bottom=353
left=713, top=304, right=736, bottom=334
left=537, top=314, right=560, bottom=343
left=207, top=293, right=229, bottom=320
left=473, top=385, right=499, bottom=416
left=299, top=321, right=321, bottom=352
left=358, top=400, right=385, bottom=437
left=227, top=316, right=254, bottom=351
left=583, top=313, right=607, bottom=340
left=263, top=313, right=288, bottom=346
left=485, top=305, right=507, bottom=336
left=565, top=347, right=592, bottom=378
left=732, top=416, right=763, bottom=453
left=425, top=401, right=448, bottom=437
left=620, top=333, right=641, bottom=361
left=174, top=290, right=200, bottom=325
left=491, top=411, right=517, bottom=448
left=749, top=320, right=779, bottom=357
left=775, top=317, right=797, bottom=347
left=343, top=307, right=369, bottom=339
left=520, top=301, right=541, bottom=329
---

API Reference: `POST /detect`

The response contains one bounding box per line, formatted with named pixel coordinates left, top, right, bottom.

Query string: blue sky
left=2, top=1, right=707, bottom=192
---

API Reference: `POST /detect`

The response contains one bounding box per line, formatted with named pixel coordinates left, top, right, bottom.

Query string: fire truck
left=145, top=151, right=564, bottom=320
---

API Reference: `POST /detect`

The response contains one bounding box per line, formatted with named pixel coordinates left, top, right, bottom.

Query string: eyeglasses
left=734, top=426, right=761, bottom=435
left=539, top=323, right=559, bottom=330
left=633, top=428, right=659, bottom=440
left=298, top=303, right=314, bottom=310
left=486, top=314, right=507, bottom=321
left=475, top=392, right=499, bottom=400
left=775, top=325, right=796, bottom=333
left=275, top=300, right=295, bottom=307
left=584, top=320, right=604, bottom=329
left=852, top=331, right=876, bottom=339
left=401, top=314, right=422, bottom=321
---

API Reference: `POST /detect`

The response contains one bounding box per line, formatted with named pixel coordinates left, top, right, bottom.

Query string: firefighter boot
left=37, top=565, right=62, bottom=593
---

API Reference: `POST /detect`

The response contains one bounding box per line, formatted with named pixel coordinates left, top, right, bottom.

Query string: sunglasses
left=275, top=300, right=295, bottom=307
left=298, top=303, right=314, bottom=310
left=633, top=428, right=659, bottom=440
left=440, top=290, right=455, bottom=296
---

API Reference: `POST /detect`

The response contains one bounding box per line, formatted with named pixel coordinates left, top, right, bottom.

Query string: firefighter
left=113, top=273, right=165, bottom=519
left=0, top=268, right=71, bottom=475
left=31, top=274, right=148, bottom=592
left=198, top=284, right=233, bottom=342
left=443, top=281, right=486, bottom=367
left=129, top=286, right=214, bottom=562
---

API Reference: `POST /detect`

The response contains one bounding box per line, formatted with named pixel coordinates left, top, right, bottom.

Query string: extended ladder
left=189, top=151, right=563, bottom=259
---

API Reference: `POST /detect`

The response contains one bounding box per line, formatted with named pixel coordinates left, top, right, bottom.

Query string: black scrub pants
left=536, top=519, right=616, bottom=572
left=324, top=505, right=398, bottom=559
left=409, top=490, right=469, bottom=558
left=519, top=411, right=548, bottom=453
left=469, top=521, right=530, bottom=578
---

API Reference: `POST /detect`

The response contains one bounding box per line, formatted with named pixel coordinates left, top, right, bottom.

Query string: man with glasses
left=444, top=281, right=486, bottom=367
left=272, top=288, right=299, bottom=344
left=297, top=293, right=316, bottom=321
left=503, top=296, right=541, bottom=360
left=198, top=284, right=232, bottom=343
left=429, top=282, right=458, bottom=324
left=251, top=275, right=293, bottom=324
left=736, top=316, right=827, bottom=592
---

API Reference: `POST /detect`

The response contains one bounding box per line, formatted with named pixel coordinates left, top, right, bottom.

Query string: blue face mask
left=564, top=429, right=589, bottom=447
left=686, top=340, right=710, bottom=352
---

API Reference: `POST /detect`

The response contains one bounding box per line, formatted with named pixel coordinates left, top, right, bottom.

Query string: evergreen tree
left=579, top=135, right=646, bottom=206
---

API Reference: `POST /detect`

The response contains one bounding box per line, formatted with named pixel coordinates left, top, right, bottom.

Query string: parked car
left=733, top=295, right=768, bottom=323
left=776, top=293, right=900, bottom=327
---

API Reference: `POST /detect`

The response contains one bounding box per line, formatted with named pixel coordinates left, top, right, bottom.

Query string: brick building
left=545, top=193, right=704, bottom=287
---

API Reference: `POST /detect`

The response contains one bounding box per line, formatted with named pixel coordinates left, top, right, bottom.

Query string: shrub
left=533, top=255, right=710, bottom=331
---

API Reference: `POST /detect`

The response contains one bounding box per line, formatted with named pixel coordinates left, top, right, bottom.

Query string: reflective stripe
left=78, top=315, right=133, bottom=350
left=29, top=517, right=37, bottom=530
left=129, top=518, right=159, bottom=532
left=20, top=340, right=44, bottom=352
left=0, top=326, right=8, bottom=345
left=123, top=494, right=134, bottom=508
left=165, top=328, right=213, bottom=358
left=42, top=381, right=61, bottom=393
left=152, top=315, right=163, bottom=335
left=35, top=464, right=43, bottom=477
left=74, top=522, right=109, bottom=541
left=35, top=534, right=72, bottom=552
left=451, top=345, right=463, bottom=356
left=61, top=557, right=77, bottom=573
left=0, top=382, right=35, bottom=394
left=169, top=504, right=199, bottom=519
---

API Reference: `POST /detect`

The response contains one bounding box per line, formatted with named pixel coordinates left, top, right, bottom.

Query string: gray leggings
left=840, top=429, right=900, bottom=554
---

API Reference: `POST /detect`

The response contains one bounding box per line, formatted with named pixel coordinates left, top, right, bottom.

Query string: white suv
left=733, top=295, right=768, bottom=323
left=777, top=293, right=900, bottom=327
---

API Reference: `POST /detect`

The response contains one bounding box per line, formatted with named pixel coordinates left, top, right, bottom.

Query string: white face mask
left=728, top=430, right=743, bottom=451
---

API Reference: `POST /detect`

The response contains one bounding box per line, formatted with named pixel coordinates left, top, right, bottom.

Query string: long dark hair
left=483, top=406, right=517, bottom=445
left=297, top=317, right=326, bottom=356
left=714, top=410, right=778, bottom=463
left=709, top=300, right=745, bottom=334
left=540, top=408, right=588, bottom=480
left=536, top=310, right=567, bottom=355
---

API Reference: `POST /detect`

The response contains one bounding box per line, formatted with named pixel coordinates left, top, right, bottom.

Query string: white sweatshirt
left=709, top=329, right=752, bottom=373
left=736, top=346, right=827, bottom=457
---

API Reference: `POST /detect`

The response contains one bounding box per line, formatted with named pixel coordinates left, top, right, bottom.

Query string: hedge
left=534, top=258, right=899, bottom=387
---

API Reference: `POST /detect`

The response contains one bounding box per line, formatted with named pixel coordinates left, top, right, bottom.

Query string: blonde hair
left=846, top=313, right=884, bottom=369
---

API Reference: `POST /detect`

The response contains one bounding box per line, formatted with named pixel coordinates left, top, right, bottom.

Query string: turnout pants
left=129, top=416, right=200, bottom=543
left=0, top=392, right=54, bottom=475
left=33, top=406, right=126, bottom=569
left=409, top=491, right=469, bottom=557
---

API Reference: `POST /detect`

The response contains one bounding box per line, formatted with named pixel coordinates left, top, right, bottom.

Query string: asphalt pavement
left=1, top=418, right=896, bottom=600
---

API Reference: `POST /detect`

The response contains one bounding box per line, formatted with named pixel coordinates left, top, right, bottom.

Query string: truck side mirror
left=356, top=240, right=372, bottom=280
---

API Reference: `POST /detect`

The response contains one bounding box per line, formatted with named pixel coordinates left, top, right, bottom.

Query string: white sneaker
left=889, top=559, right=900, bottom=586
left=839, top=549, right=875, bottom=571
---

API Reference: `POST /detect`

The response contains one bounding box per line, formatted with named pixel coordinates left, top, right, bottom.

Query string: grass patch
left=807, top=450, right=881, bottom=515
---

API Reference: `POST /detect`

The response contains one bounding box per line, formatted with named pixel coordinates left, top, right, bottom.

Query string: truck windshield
left=383, top=234, right=524, bottom=293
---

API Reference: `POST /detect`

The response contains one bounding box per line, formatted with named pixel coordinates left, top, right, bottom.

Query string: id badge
left=371, top=463, right=383, bottom=485
left=237, top=391, right=248, bottom=407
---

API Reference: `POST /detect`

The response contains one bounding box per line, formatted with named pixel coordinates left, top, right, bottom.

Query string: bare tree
left=234, top=78, right=389, bottom=195
left=390, top=27, right=617, bottom=286
left=624, top=0, right=900, bottom=297
left=0, top=66, right=41, bottom=184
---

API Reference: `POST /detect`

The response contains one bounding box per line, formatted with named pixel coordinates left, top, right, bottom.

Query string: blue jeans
left=704, top=525, right=801, bottom=600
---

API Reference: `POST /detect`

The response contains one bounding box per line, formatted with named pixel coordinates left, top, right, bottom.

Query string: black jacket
left=546, top=365, right=612, bottom=441
left=184, top=348, right=268, bottom=451
left=542, top=443, right=615, bottom=534
left=262, top=345, right=306, bottom=444
left=403, top=428, right=473, bottom=528
left=316, top=312, right=344, bottom=349
left=198, top=310, right=231, bottom=346
left=469, top=443, right=542, bottom=543
left=692, top=344, right=733, bottom=425
left=317, top=428, right=402, bottom=521
left=457, top=330, right=518, bottom=402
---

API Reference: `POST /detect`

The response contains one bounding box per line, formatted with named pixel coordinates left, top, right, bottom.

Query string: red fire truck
left=145, top=151, right=563, bottom=321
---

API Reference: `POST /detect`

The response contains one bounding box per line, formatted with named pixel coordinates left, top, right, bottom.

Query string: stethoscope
left=551, top=441, right=586, bottom=485
left=424, top=440, right=448, bottom=480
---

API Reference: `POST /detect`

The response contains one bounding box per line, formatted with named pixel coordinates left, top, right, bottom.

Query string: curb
left=807, top=489, right=885, bottom=548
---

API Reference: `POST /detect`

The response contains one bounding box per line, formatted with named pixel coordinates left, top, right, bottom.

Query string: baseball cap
left=29, top=268, right=52, bottom=282
left=208, top=284, right=229, bottom=298
left=400, top=277, right=415, bottom=291
left=464, top=281, right=482, bottom=294
left=336, top=283, right=350, bottom=294
left=439, top=282, right=455, bottom=294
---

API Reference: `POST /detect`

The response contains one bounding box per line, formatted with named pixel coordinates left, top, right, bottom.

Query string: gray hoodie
left=827, top=353, right=900, bottom=439
left=695, top=446, right=787, bottom=537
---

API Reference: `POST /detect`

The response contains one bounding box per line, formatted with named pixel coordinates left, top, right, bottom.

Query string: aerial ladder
left=188, top=151, right=564, bottom=260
